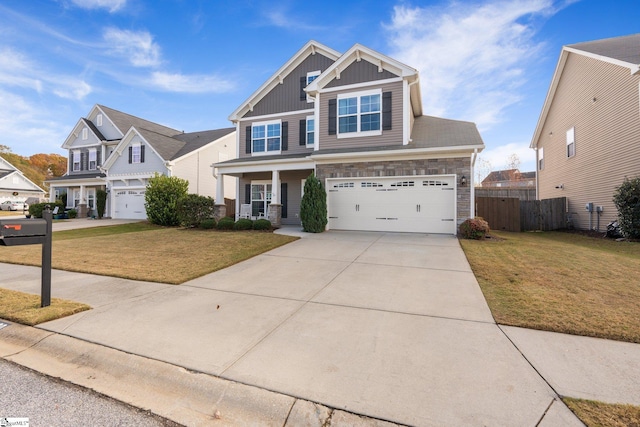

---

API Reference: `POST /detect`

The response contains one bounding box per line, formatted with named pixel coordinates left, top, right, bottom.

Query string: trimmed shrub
left=459, top=217, right=490, bottom=240
left=177, top=194, right=215, bottom=228
left=68, top=209, right=78, bottom=219
left=145, top=174, right=189, bottom=226
left=199, top=218, right=216, bottom=229
left=96, top=189, right=107, bottom=219
left=613, top=176, right=640, bottom=239
left=233, top=218, right=253, bottom=230
left=300, top=173, right=327, bottom=233
left=28, top=201, right=65, bottom=218
left=216, top=216, right=235, bottom=230
left=253, top=219, right=272, bottom=231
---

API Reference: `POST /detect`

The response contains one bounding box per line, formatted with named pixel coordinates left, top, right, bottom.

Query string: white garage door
left=114, top=189, right=147, bottom=219
left=327, top=175, right=456, bottom=234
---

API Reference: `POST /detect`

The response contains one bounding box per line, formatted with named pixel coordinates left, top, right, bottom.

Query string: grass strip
left=0, top=288, right=90, bottom=326
left=564, top=397, right=640, bottom=427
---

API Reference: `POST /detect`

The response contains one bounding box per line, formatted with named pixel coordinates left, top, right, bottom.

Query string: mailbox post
left=0, top=206, right=53, bottom=307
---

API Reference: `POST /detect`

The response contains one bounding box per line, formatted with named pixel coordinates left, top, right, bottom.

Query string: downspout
left=406, top=78, right=420, bottom=145
left=470, top=148, right=478, bottom=218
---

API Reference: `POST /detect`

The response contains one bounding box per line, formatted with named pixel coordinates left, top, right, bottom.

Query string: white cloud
left=70, top=0, right=126, bottom=13
left=103, top=28, right=161, bottom=67
left=386, top=0, right=556, bottom=130
left=150, top=71, right=235, bottom=93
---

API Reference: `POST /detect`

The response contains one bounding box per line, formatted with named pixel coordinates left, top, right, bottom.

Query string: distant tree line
left=0, top=144, right=67, bottom=192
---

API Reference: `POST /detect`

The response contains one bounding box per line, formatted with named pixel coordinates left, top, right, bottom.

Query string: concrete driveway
left=1, top=230, right=580, bottom=426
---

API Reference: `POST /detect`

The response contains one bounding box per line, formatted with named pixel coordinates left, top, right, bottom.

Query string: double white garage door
left=113, top=189, right=147, bottom=219
left=327, top=175, right=456, bottom=234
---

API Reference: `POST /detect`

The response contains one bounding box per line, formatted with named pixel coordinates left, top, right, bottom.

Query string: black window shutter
left=281, top=121, right=288, bottom=151
left=140, top=145, right=145, bottom=163
left=299, top=119, right=306, bottom=145
left=382, top=91, right=392, bottom=131
left=96, top=150, right=101, bottom=167
left=328, top=99, right=337, bottom=135
left=128, top=146, right=133, bottom=164
left=300, top=76, right=306, bottom=101
left=245, top=184, right=251, bottom=205
left=245, top=126, right=251, bottom=154
left=281, top=183, right=288, bottom=219
left=80, top=152, right=85, bottom=170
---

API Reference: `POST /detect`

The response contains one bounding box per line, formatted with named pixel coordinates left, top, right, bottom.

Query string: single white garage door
left=114, top=189, right=147, bottom=219
left=327, top=175, right=456, bottom=234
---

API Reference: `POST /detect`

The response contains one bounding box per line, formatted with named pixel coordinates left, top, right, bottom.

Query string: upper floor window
left=72, top=151, right=81, bottom=171
left=566, top=127, right=575, bottom=158
left=96, top=114, right=103, bottom=126
left=538, top=147, right=544, bottom=170
left=81, top=128, right=88, bottom=140
left=306, top=116, right=315, bottom=146
left=305, top=71, right=320, bottom=103
left=132, top=144, right=141, bottom=163
left=88, top=149, right=97, bottom=170
left=252, top=121, right=281, bottom=155
left=337, top=89, right=382, bottom=138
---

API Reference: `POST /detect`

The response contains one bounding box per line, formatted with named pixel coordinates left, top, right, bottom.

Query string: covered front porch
left=214, top=156, right=314, bottom=227
left=47, top=174, right=106, bottom=218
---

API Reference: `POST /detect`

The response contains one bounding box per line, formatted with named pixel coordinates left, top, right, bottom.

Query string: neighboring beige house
left=530, top=34, right=640, bottom=230
left=215, top=41, right=485, bottom=234
left=48, top=105, right=236, bottom=219
left=481, top=169, right=535, bottom=188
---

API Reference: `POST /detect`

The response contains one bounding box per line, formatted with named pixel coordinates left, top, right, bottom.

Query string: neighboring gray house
left=530, top=34, right=640, bottom=230
left=214, top=41, right=485, bottom=234
left=0, top=156, right=46, bottom=203
left=48, top=105, right=236, bottom=219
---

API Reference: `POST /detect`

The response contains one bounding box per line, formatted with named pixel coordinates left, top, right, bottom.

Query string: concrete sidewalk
left=0, top=228, right=637, bottom=425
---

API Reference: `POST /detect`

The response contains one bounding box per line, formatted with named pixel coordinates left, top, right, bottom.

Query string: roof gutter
left=310, top=144, right=484, bottom=162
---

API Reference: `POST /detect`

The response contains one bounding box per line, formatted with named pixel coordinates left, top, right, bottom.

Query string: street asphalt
left=0, top=220, right=638, bottom=426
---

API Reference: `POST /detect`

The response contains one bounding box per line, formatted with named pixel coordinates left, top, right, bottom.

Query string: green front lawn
left=460, top=231, right=640, bottom=343
left=0, top=223, right=298, bottom=284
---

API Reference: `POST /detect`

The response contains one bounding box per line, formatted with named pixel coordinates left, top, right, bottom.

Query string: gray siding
left=68, top=146, right=103, bottom=176
left=89, top=110, right=122, bottom=140
left=108, top=134, right=168, bottom=175
left=244, top=54, right=335, bottom=118
left=319, top=80, right=404, bottom=151
left=238, top=112, right=316, bottom=159
left=536, top=52, right=640, bottom=230
left=325, top=59, right=398, bottom=88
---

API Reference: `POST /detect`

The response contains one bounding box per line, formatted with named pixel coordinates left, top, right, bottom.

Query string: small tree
left=176, top=194, right=215, bottom=228
left=300, top=173, right=327, bottom=233
left=96, top=189, right=107, bottom=219
left=145, top=174, right=189, bottom=226
left=613, top=177, right=640, bottom=239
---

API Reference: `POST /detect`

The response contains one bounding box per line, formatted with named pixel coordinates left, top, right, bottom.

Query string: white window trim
left=336, top=88, right=383, bottom=139
left=306, top=115, right=315, bottom=147
left=96, top=114, right=103, bottom=127
left=88, top=148, right=97, bottom=170
left=251, top=119, right=282, bottom=157
left=132, top=143, right=142, bottom=164
left=566, top=127, right=575, bottom=158
left=87, top=188, right=96, bottom=209
left=538, top=147, right=544, bottom=170
left=72, top=150, right=81, bottom=172
left=82, top=128, right=88, bottom=140
left=306, top=70, right=321, bottom=103
left=250, top=180, right=273, bottom=218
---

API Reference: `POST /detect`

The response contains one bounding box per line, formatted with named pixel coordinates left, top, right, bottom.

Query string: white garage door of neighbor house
left=327, top=175, right=456, bottom=234
left=114, top=189, right=147, bottom=219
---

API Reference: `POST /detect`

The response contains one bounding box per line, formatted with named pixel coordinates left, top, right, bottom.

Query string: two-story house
left=48, top=105, right=236, bottom=219
left=214, top=41, right=484, bottom=234
left=481, top=169, right=536, bottom=188
left=530, top=34, right=640, bottom=230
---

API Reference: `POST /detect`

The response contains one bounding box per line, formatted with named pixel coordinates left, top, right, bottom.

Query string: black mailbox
left=0, top=219, right=47, bottom=246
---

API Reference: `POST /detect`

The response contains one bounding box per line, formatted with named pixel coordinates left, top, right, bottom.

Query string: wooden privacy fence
left=224, top=198, right=236, bottom=218
left=476, top=197, right=566, bottom=232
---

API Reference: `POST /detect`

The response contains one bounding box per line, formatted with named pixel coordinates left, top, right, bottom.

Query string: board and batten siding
left=319, top=80, right=404, bottom=151
left=243, top=53, right=335, bottom=118
left=324, top=59, right=398, bottom=88
left=238, top=111, right=315, bottom=159
left=536, top=52, right=640, bottom=230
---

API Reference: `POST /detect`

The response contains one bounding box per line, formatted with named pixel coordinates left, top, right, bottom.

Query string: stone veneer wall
left=316, top=157, right=472, bottom=226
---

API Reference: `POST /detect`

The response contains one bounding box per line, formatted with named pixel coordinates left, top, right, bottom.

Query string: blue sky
left=1, top=0, right=638, bottom=177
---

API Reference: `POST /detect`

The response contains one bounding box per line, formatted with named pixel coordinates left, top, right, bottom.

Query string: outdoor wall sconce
left=460, top=175, right=467, bottom=186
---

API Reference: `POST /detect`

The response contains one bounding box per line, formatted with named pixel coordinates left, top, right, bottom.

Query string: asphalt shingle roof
left=98, top=105, right=180, bottom=137
left=569, top=33, right=640, bottom=65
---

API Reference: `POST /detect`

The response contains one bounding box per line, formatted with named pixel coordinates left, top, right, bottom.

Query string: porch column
left=78, top=185, right=87, bottom=217
left=48, top=186, right=57, bottom=203
left=268, top=170, right=282, bottom=228
left=213, top=172, right=226, bottom=221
